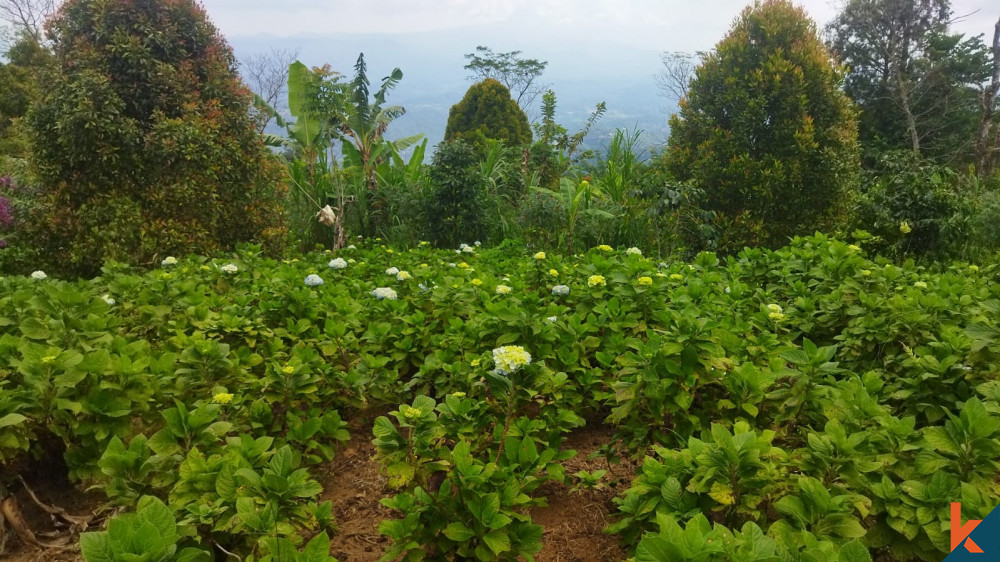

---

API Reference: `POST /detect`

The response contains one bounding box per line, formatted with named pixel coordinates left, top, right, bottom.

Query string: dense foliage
left=666, top=0, right=860, bottom=253
left=22, top=0, right=286, bottom=277
left=0, top=235, right=998, bottom=560
left=445, top=79, right=532, bottom=148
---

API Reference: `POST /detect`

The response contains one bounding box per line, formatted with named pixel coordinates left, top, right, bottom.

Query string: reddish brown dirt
left=321, top=419, right=636, bottom=562
left=530, top=424, right=636, bottom=562
left=322, top=410, right=395, bottom=561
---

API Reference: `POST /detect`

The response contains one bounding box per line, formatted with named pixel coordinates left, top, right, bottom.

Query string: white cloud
left=198, top=0, right=996, bottom=52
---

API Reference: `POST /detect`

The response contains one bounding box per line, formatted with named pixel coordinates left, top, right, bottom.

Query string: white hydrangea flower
left=305, top=274, right=324, bottom=286
left=462, top=246, right=475, bottom=254
left=329, top=258, right=348, bottom=269
left=372, top=287, right=398, bottom=300
left=495, top=285, right=512, bottom=295
left=347, top=244, right=357, bottom=250
left=492, top=346, right=532, bottom=375
left=161, top=256, right=178, bottom=266
left=546, top=316, right=558, bottom=323
left=220, top=264, right=238, bottom=274
left=30, top=270, right=47, bottom=280
left=626, top=247, right=642, bottom=256
left=552, top=285, right=570, bottom=296
left=102, top=294, right=116, bottom=305
left=474, top=241, right=481, bottom=246
left=386, top=267, right=399, bottom=276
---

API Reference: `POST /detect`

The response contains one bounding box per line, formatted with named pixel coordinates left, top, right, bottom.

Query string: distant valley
left=227, top=25, right=676, bottom=158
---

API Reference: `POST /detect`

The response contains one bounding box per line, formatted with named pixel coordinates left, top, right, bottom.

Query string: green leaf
left=20, top=318, right=50, bottom=339
left=0, top=413, right=27, bottom=429
left=482, top=529, right=511, bottom=555
left=386, top=462, right=415, bottom=488
left=443, top=522, right=476, bottom=542
left=838, top=539, right=873, bottom=562
left=80, top=531, right=113, bottom=562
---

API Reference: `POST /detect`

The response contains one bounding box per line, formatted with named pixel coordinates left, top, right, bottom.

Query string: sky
left=198, top=0, right=999, bottom=51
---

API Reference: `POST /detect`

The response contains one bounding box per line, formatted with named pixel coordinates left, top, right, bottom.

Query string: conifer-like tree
left=445, top=78, right=532, bottom=148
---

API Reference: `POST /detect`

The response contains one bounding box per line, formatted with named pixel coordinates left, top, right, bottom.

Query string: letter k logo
left=953, top=503, right=985, bottom=553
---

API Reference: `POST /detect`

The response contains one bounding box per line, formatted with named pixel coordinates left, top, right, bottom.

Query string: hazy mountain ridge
left=228, top=26, right=674, bottom=157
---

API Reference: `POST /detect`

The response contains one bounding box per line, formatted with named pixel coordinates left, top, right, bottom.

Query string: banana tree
left=340, top=53, right=423, bottom=195
left=532, top=178, right=614, bottom=253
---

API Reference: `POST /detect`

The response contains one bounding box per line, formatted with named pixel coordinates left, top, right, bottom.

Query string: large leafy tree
left=445, top=79, right=532, bottom=148
left=665, top=0, right=860, bottom=252
left=26, top=0, right=285, bottom=276
left=0, top=33, right=49, bottom=158
left=463, top=46, right=548, bottom=111
left=826, top=0, right=993, bottom=164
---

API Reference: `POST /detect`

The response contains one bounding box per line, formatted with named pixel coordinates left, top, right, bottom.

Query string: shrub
left=665, top=0, right=860, bottom=253
left=25, top=0, right=286, bottom=277
left=425, top=140, right=487, bottom=248
left=848, top=152, right=976, bottom=258
left=445, top=79, right=532, bottom=148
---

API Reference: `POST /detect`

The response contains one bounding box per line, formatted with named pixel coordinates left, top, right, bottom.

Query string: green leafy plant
left=80, top=496, right=211, bottom=562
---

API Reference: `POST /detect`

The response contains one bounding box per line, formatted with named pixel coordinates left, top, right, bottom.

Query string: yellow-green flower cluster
left=899, top=221, right=912, bottom=234
left=588, top=275, right=606, bottom=287
left=767, top=303, right=785, bottom=321
left=638, top=276, right=653, bottom=286
left=471, top=278, right=483, bottom=286
left=548, top=269, right=559, bottom=277
left=400, top=405, right=421, bottom=419
left=534, top=251, right=546, bottom=260
left=670, top=273, right=683, bottom=281
left=597, top=244, right=613, bottom=252
left=213, top=393, right=234, bottom=404
left=492, top=345, right=532, bottom=375
left=914, top=281, right=927, bottom=289
left=495, top=284, right=512, bottom=295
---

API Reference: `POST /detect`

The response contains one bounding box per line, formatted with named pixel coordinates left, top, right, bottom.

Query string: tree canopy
left=25, top=0, right=285, bottom=275
left=666, top=0, right=860, bottom=252
left=445, top=78, right=532, bottom=147
left=463, top=46, right=548, bottom=110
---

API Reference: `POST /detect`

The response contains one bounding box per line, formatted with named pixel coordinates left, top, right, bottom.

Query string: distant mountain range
left=227, top=26, right=676, bottom=159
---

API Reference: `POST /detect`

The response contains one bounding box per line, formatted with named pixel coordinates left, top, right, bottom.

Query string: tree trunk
left=893, top=65, right=922, bottom=154
left=976, top=17, right=1000, bottom=177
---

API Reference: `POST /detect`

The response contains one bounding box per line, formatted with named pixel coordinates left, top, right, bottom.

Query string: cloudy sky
left=199, top=0, right=998, bottom=50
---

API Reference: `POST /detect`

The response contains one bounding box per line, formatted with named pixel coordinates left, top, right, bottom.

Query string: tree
left=463, top=46, right=548, bottom=111
left=826, top=0, right=993, bottom=164
left=340, top=53, right=421, bottom=196
left=0, top=32, right=49, bottom=157
left=655, top=51, right=703, bottom=106
left=529, top=89, right=606, bottom=188
left=665, top=0, right=860, bottom=252
left=976, top=16, right=1000, bottom=176
left=26, top=0, right=286, bottom=276
left=445, top=78, right=532, bottom=148
left=0, top=0, right=53, bottom=44
left=426, top=139, right=486, bottom=248
left=242, top=47, right=300, bottom=133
